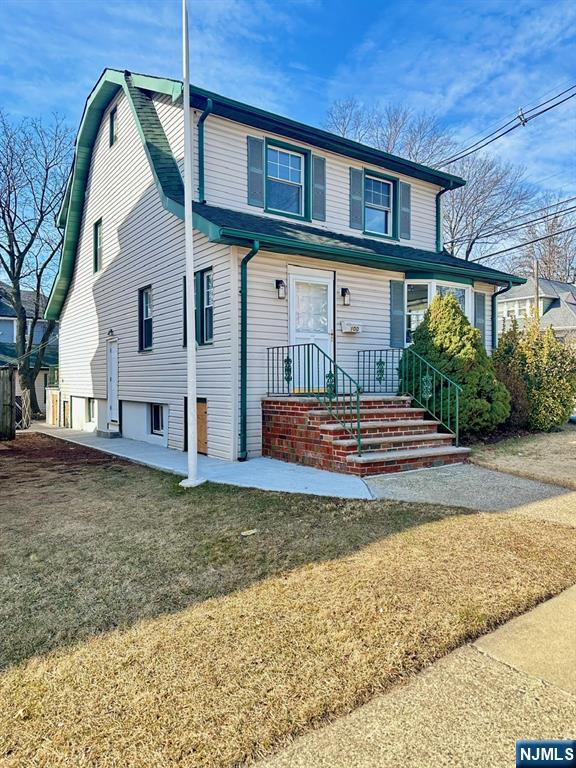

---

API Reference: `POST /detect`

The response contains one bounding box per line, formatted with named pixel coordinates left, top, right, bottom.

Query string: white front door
left=106, top=338, right=119, bottom=427
left=289, top=268, right=334, bottom=391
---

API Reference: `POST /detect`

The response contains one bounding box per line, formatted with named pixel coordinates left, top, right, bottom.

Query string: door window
left=295, top=281, right=329, bottom=334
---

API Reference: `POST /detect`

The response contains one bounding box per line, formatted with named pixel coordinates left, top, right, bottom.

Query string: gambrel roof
left=46, top=68, right=523, bottom=321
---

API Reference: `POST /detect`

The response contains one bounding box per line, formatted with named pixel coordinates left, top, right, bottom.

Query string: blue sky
left=1, top=0, right=575, bottom=195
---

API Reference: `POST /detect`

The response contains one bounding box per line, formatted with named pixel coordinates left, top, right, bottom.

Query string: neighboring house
left=0, top=284, right=59, bottom=412
left=45, top=69, right=523, bottom=473
left=497, top=277, right=576, bottom=342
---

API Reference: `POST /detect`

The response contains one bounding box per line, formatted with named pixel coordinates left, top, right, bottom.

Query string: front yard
left=1, top=433, right=576, bottom=767
left=471, top=422, right=576, bottom=489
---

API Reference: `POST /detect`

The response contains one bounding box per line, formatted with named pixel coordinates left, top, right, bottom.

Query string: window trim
left=195, top=267, right=214, bottom=346
left=87, top=397, right=96, bottom=422
left=362, top=169, right=399, bottom=240
left=93, top=219, right=103, bottom=273
left=150, top=403, right=164, bottom=436
left=109, top=106, right=117, bottom=147
left=264, top=138, right=311, bottom=222
left=138, top=285, right=153, bottom=352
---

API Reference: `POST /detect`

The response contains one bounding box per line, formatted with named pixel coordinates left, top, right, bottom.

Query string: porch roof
left=193, top=203, right=525, bottom=286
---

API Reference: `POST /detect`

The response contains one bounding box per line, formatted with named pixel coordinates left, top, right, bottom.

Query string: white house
left=45, top=69, right=524, bottom=474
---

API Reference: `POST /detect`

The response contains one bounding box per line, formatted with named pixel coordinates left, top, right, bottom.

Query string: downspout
left=435, top=181, right=454, bottom=253
left=239, top=240, right=260, bottom=461
left=491, top=280, right=513, bottom=350
left=197, top=98, right=213, bottom=203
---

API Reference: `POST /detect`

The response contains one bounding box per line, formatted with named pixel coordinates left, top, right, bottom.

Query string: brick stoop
left=262, top=396, right=470, bottom=476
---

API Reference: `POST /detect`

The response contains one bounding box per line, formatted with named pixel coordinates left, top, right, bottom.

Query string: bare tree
left=442, top=154, right=532, bottom=260
left=326, top=98, right=534, bottom=262
left=326, top=98, right=454, bottom=165
left=0, top=109, right=72, bottom=415
left=504, top=195, right=576, bottom=282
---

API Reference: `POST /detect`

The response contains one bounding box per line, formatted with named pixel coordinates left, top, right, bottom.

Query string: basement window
left=150, top=403, right=164, bottom=436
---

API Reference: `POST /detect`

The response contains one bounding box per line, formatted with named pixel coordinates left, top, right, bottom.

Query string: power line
left=437, top=84, right=576, bottom=167
left=470, top=226, right=576, bottom=262
left=445, top=201, right=576, bottom=246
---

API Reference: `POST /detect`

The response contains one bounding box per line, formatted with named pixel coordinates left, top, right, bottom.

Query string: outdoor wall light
left=107, top=328, right=115, bottom=336
left=275, top=279, right=287, bottom=299
left=341, top=287, right=351, bottom=306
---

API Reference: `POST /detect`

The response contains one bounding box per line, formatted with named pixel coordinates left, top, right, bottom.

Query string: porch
left=262, top=342, right=469, bottom=476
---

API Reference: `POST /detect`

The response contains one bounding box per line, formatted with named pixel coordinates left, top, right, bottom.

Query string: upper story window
left=93, top=219, right=103, bottom=272
left=138, top=285, right=153, bottom=351
left=266, top=146, right=305, bottom=217
left=109, top=107, right=117, bottom=147
left=195, top=268, right=213, bottom=345
left=364, top=175, right=393, bottom=236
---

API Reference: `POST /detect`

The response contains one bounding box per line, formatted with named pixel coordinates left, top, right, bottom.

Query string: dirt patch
left=471, top=423, right=576, bottom=490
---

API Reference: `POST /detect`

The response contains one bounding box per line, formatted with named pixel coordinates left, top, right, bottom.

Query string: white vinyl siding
left=58, top=91, right=235, bottom=459
left=192, top=114, right=438, bottom=250
left=240, top=249, right=403, bottom=456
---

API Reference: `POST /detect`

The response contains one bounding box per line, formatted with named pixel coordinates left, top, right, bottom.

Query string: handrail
left=267, top=343, right=363, bottom=455
left=358, top=347, right=462, bottom=445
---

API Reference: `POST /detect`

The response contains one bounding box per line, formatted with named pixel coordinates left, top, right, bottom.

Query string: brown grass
left=472, top=423, right=576, bottom=490
left=2, top=434, right=576, bottom=767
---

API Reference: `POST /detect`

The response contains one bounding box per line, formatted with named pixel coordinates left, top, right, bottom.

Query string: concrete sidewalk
left=31, top=424, right=373, bottom=499
left=258, top=586, right=576, bottom=768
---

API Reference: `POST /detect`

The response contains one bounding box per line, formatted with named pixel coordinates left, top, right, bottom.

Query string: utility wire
left=470, top=226, right=576, bottom=262
left=445, top=202, right=576, bottom=245
left=437, top=84, right=576, bottom=166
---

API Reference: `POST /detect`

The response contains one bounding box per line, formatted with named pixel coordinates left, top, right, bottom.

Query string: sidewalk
left=31, top=423, right=373, bottom=499
left=258, top=586, right=576, bottom=768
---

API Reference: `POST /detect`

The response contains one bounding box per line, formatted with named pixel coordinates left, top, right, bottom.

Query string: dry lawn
left=1, top=434, right=576, bottom=767
left=472, top=423, right=576, bottom=490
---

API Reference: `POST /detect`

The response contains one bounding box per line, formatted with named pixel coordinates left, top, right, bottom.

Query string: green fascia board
left=104, top=69, right=465, bottom=190
left=404, top=271, right=473, bottom=285
left=46, top=69, right=185, bottom=321
left=193, top=216, right=524, bottom=287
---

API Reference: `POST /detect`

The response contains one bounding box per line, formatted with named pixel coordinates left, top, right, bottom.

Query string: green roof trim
left=46, top=70, right=185, bottom=321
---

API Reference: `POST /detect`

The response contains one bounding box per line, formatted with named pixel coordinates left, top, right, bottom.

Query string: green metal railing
left=358, top=347, right=462, bottom=445
left=267, top=343, right=363, bottom=454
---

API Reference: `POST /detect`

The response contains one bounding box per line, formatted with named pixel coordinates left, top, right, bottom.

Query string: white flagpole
left=180, top=0, right=204, bottom=487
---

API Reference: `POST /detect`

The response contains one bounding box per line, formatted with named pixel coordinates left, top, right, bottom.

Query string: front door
left=106, top=338, right=119, bottom=428
left=289, top=267, right=334, bottom=391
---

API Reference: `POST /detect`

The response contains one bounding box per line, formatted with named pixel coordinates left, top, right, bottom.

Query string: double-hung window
left=194, top=268, right=213, bottom=345
left=138, top=285, right=153, bottom=351
left=266, top=146, right=305, bottom=216
left=364, top=176, right=393, bottom=236
left=93, top=219, right=102, bottom=272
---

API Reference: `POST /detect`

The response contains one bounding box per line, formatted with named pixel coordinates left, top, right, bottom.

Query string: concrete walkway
left=366, top=462, right=567, bottom=512
left=31, top=424, right=373, bottom=499
left=258, top=586, right=576, bottom=768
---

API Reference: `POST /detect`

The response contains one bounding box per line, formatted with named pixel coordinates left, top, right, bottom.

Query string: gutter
left=435, top=182, right=454, bottom=253
left=238, top=240, right=260, bottom=461
left=491, top=280, right=513, bottom=349
left=197, top=98, right=213, bottom=203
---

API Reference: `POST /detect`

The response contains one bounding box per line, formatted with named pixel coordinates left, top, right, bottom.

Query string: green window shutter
left=349, top=167, right=363, bottom=230
left=399, top=181, right=411, bottom=239
left=474, top=291, right=486, bottom=346
left=247, top=136, right=265, bottom=207
left=390, top=280, right=405, bottom=349
left=311, top=154, right=326, bottom=221
left=194, top=272, right=202, bottom=343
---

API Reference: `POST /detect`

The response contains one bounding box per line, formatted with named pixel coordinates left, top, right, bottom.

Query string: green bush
left=520, top=318, right=576, bottom=431
left=400, top=293, right=510, bottom=436
left=492, top=320, right=531, bottom=429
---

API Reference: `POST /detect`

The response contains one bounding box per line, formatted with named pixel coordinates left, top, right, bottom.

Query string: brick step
left=309, top=406, right=427, bottom=422
left=332, top=432, right=454, bottom=454
left=319, top=418, right=440, bottom=438
left=265, top=395, right=411, bottom=406
left=344, top=446, right=470, bottom=476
